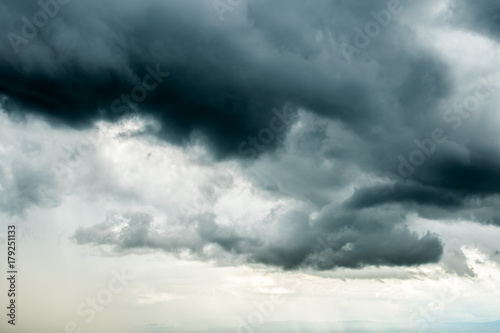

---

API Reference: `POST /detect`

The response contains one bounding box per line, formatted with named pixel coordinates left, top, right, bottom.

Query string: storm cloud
left=74, top=209, right=442, bottom=270
left=1, top=0, right=500, bottom=272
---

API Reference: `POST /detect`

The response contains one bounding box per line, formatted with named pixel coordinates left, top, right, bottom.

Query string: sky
left=0, top=0, right=500, bottom=332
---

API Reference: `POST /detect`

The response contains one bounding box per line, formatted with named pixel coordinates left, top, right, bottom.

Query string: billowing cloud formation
left=448, top=0, right=500, bottom=41
left=1, top=0, right=500, bottom=271
left=74, top=210, right=442, bottom=270
left=0, top=0, right=450, bottom=157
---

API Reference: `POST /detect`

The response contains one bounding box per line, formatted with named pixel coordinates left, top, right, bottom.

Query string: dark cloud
left=73, top=209, right=442, bottom=270
left=344, top=183, right=465, bottom=210
left=448, top=0, right=500, bottom=42
left=0, top=0, right=450, bottom=158
left=2, top=0, right=500, bottom=270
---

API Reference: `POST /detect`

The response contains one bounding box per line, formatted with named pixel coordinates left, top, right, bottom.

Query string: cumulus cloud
left=448, top=0, right=500, bottom=42
left=1, top=0, right=500, bottom=272
left=73, top=208, right=442, bottom=270
left=0, top=0, right=450, bottom=157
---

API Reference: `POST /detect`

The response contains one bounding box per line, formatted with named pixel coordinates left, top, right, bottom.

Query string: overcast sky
left=1, top=0, right=500, bottom=332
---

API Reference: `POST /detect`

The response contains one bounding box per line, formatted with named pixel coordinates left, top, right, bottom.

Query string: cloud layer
left=1, top=0, right=500, bottom=272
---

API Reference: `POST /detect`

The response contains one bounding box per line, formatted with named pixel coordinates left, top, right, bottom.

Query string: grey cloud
left=448, top=0, right=500, bottom=42
left=0, top=0, right=451, bottom=159
left=343, top=183, right=465, bottom=210
left=73, top=209, right=442, bottom=270
left=441, top=248, right=475, bottom=277
left=2, top=0, right=500, bottom=270
left=0, top=162, right=61, bottom=214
